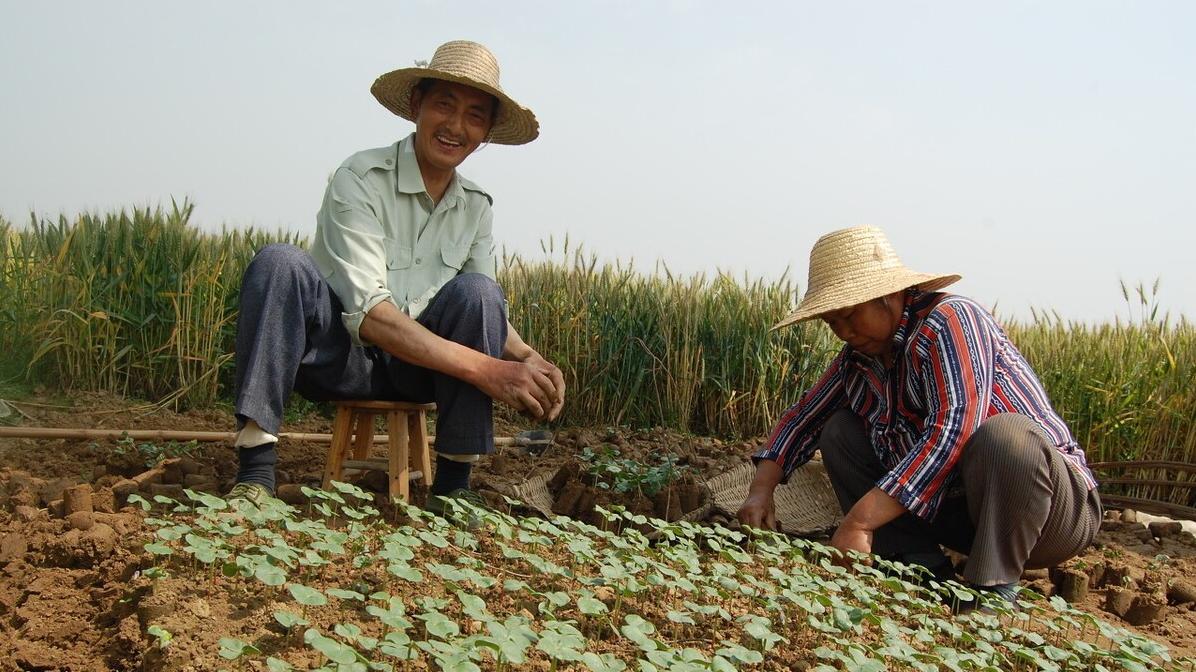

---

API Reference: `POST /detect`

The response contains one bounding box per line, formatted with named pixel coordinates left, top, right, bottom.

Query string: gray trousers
left=820, top=409, right=1102, bottom=586
left=233, top=244, right=506, bottom=456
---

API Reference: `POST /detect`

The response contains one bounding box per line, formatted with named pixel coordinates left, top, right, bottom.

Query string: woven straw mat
left=509, top=471, right=713, bottom=526
left=509, top=459, right=840, bottom=536
left=705, top=459, right=841, bottom=535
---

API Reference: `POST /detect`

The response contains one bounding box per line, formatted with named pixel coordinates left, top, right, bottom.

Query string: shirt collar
left=395, top=134, right=466, bottom=206
left=890, top=288, right=919, bottom=351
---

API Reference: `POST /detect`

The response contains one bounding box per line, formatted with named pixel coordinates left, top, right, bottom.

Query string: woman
left=738, top=226, right=1101, bottom=605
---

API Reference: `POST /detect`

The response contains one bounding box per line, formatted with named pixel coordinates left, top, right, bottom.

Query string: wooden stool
left=321, top=400, right=435, bottom=503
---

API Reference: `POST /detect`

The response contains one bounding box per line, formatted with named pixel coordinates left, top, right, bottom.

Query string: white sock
left=235, top=419, right=279, bottom=448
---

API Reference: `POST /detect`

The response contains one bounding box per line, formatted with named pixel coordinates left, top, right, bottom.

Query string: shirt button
left=415, top=257, right=422, bottom=265
left=385, top=159, right=393, bottom=165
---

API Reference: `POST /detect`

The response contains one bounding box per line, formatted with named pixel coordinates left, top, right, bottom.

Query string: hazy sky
left=2, top=1, right=1193, bottom=321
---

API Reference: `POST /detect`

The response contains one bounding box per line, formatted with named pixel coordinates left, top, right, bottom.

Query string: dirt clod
left=182, top=472, right=210, bottom=487
left=92, top=487, right=116, bottom=513
left=1169, top=580, right=1196, bottom=605
left=1057, top=568, right=1090, bottom=603
left=277, top=483, right=309, bottom=505
left=146, top=482, right=185, bottom=499
left=490, top=453, right=510, bottom=476
left=111, top=478, right=139, bottom=499
left=1106, top=586, right=1136, bottom=617
left=13, top=505, right=44, bottom=522
left=137, top=591, right=178, bottom=626
left=63, top=483, right=93, bottom=514
left=39, top=477, right=74, bottom=506
left=1150, top=521, right=1184, bottom=539
left=1124, top=594, right=1167, bottom=626
left=67, top=510, right=95, bottom=531
left=0, top=532, right=28, bottom=562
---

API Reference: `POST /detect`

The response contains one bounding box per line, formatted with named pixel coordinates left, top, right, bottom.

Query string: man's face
left=820, top=293, right=903, bottom=358
left=409, top=80, right=496, bottom=175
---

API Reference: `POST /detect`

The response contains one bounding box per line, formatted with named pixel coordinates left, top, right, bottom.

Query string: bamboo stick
left=0, top=426, right=540, bottom=446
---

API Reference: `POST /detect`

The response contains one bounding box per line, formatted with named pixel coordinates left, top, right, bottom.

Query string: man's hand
left=519, top=350, right=565, bottom=421
left=475, top=357, right=562, bottom=421
left=501, top=324, right=565, bottom=421
left=737, top=490, right=778, bottom=531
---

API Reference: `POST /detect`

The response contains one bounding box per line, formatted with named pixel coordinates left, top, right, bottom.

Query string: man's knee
left=245, top=242, right=313, bottom=279
left=439, top=273, right=505, bottom=309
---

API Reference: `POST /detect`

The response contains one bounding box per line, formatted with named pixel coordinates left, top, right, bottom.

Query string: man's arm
left=359, top=301, right=559, bottom=418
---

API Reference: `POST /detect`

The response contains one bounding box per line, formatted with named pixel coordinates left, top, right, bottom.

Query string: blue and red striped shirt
left=757, top=290, right=1097, bottom=521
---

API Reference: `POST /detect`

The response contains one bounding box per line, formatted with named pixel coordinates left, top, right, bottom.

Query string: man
left=230, top=40, right=564, bottom=511
left=738, top=226, right=1101, bottom=606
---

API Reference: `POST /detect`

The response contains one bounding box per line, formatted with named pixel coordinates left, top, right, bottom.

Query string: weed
left=112, top=434, right=200, bottom=468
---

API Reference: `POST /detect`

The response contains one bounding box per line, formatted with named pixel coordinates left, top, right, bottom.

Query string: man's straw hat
left=773, top=226, right=961, bottom=330
left=371, top=40, right=539, bottom=145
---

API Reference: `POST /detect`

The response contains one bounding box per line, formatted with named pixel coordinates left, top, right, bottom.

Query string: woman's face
left=820, top=292, right=905, bottom=359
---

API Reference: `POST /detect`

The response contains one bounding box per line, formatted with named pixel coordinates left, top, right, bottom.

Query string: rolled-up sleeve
left=311, top=167, right=393, bottom=346
left=876, top=301, right=995, bottom=520
left=754, top=352, right=848, bottom=481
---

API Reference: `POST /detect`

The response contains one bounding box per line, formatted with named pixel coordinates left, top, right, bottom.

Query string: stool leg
left=388, top=411, right=411, bottom=503
left=322, top=406, right=354, bottom=490
left=409, top=410, right=433, bottom=486
left=352, top=412, right=375, bottom=459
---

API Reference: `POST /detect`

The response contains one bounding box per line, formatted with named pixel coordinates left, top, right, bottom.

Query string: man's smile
left=434, top=132, right=465, bottom=150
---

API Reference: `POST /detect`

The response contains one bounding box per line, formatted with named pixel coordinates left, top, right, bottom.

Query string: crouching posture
left=230, top=41, right=564, bottom=510
left=738, top=226, right=1100, bottom=604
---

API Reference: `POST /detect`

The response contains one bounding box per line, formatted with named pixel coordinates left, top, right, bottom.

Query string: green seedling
left=218, top=637, right=261, bottom=660
left=147, top=625, right=173, bottom=649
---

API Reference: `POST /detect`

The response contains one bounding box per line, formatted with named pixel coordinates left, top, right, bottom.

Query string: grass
left=1, top=204, right=1194, bottom=493
left=0, top=201, right=302, bottom=407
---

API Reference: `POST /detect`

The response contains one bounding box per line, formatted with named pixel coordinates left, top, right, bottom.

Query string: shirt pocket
left=440, top=241, right=471, bottom=271
left=387, top=243, right=414, bottom=271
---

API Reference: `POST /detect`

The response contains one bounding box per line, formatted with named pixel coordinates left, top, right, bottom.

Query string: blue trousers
left=233, top=244, right=506, bottom=456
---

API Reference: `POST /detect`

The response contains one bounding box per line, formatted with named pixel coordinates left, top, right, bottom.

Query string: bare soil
left=1, top=391, right=1194, bottom=669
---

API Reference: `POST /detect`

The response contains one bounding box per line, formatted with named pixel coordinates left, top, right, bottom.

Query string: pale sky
left=2, top=1, right=1193, bottom=321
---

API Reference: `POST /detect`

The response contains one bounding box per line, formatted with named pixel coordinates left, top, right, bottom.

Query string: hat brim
left=370, top=68, right=539, bottom=145
left=772, top=271, right=961, bottom=331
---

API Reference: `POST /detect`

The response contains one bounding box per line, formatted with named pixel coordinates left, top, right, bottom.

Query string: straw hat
left=370, top=40, right=539, bottom=145
left=773, top=226, right=961, bottom=330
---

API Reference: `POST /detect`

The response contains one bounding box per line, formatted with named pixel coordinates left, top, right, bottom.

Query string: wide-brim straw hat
left=370, top=40, right=539, bottom=145
left=773, top=226, right=961, bottom=330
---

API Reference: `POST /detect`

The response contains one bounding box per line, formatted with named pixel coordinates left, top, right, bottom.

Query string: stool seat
left=322, top=400, right=435, bottom=503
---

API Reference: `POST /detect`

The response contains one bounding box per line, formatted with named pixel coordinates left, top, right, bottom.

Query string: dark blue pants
left=233, top=243, right=506, bottom=456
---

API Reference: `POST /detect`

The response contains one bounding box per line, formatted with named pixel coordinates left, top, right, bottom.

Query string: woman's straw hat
left=774, top=226, right=961, bottom=329
left=370, top=40, right=539, bottom=145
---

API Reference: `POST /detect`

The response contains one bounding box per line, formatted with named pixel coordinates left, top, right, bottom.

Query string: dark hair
left=412, top=77, right=498, bottom=124
left=415, top=77, right=438, bottom=96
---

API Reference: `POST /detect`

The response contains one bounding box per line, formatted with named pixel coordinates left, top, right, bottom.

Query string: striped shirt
left=757, top=290, right=1096, bottom=521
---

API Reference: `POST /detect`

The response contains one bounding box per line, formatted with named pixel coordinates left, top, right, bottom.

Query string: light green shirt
left=310, top=134, right=497, bottom=346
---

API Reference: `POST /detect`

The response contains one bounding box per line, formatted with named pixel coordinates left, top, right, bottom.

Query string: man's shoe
left=227, top=482, right=276, bottom=507
left=426, top=488, right=488, bottom=529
